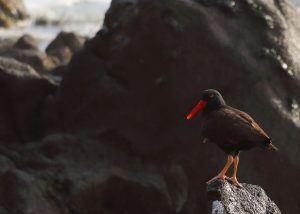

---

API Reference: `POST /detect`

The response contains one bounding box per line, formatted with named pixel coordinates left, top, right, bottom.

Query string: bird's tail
left=263, top=138, right=278, bottom=151
left=266, top=142, right=279, bottom=151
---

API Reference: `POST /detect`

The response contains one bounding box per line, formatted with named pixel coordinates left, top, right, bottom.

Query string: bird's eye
left=208, top=94, right=214, bottom=98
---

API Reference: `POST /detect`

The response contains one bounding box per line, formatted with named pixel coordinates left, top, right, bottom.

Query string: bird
left=186, top=89, right=278, bottom=188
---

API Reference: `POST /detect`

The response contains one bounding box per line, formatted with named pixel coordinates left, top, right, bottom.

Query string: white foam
left=0, top=0, right=111, bottom=49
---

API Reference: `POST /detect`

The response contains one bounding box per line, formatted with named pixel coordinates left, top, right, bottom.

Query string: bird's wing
left=225, top=106, right=270, bottom=140
left=202, top=106, right=270, bottom=149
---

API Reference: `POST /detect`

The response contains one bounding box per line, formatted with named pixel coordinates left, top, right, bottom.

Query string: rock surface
left=14, top=34, right=39, bottom=50
left=0, top=0, right=29, bottom=28
left=46, top=32, right=87, bottom=63
left=0, top=38, right=57, bottom=73
left=207, top=180, right=281, bottom=214
left=1, top=0, right=300, bottom=213
left=48, top=0, right=300, bottom=212
left=0, top=57, right=57, bottom=142
left=0, top=133, right=187, bottom=214
left=0, top=32, right=86, bottom=74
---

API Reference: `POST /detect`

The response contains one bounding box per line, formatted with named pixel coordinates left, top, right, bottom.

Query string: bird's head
left=186, top=89, right=226, bottom=120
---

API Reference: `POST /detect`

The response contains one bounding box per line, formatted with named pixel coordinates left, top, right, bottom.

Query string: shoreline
left=0, top=0, right=109, bottom=49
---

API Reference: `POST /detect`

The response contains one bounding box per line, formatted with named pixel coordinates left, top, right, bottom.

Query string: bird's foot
left=206, top=174, right=229, bottom=184
left=228, top=177, right=243, bottom=188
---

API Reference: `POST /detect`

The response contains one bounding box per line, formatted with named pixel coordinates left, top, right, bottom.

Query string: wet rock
left=207, top=180, right=281, bottom=214
left=0, top=34, right=67, bottom=73
left=0, top=57, right=57, bottom=142
left=14, top=34, right=39, bottom=50
left=0, top=0, right=29, bottom=28
left=0, top=46, right=57, bottom=73
left=46, top=32, right=87, bottom=63
left=0, top=56, right=35, bottom=74
left=34, top=16, right=61, bottom=26
left=0, top=38, right=16, bottom=51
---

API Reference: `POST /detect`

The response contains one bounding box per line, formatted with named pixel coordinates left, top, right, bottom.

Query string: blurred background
left=0, top=0, right=111, bottom=49
left=1, top=0, right=300, bottom=49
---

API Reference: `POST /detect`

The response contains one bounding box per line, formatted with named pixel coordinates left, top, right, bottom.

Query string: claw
left=206, top=174, right=229, bottom=184
left=229, top=177, right=243, bottom=188
left=207, top=155, right=234, bottom=185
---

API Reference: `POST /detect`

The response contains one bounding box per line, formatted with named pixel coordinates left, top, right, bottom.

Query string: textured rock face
left=49, top=0, right=300, bottom=212
left=0, top=133, right=187, bottom=214
left=0, top=0, right=29, bottom=28
left=0, top=57, right=57, bottom=142
left=46, top=32, right=87, bottom=63
left=14, top=34, right=39, bottom=50
left=0, top=32, right=86, bottom=74
left=0, top=39, right=56, bottom=73
left=1, top=0, right=300, bottom=213
left=207, top=180, right=281, bottom=214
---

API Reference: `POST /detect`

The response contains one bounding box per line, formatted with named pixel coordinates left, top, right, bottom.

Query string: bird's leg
left=229, top=156, right=243, bottom=188
left=206, top=155, right=233, bottom=184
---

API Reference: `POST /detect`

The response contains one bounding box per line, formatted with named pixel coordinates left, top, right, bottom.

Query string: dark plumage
left=187, top=89, right=278, bottom=187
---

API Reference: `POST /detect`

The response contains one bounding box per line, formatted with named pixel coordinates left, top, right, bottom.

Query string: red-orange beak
left=186, top=100, right=207, bottom=120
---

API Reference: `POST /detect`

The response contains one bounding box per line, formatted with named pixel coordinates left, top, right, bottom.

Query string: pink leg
left=228, top=156, right=243, bottom=188
left=207, top=155, right=233, bottom=184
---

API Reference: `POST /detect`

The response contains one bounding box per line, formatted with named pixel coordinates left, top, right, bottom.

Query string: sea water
left=0, top=0, right=111, bottom=49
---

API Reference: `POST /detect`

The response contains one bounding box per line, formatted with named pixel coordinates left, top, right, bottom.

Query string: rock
left=46, top=32, right=87, bottom=63
left=0, top=45, right=57, bottom=73
left=0, top=38, right=16, bottom=50
left=0, top=0, right=29, bottom=28
left=0, top=34, right=65, bottom=74
left=34, top=16, right=60, bottom=26
left=207, top=180, right=281, bottom=214
left=0, top=169, right=56, bottom=214
left=47, top=0, right=300, bottom=213
left=0, top=56, right=36, bottom=74
left=14, top=34, right=39, bottom=50
left=0, top=57, right=57, bottom=142
left=0, top=32, right=85, bottom=74
left=0, top=133, right=188, bottom=213
left=48, top=64, right=68, bottom=83
left=1, top=0, right=300, bottom=213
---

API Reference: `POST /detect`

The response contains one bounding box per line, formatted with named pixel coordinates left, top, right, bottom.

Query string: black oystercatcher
left=186, top=89, right=278, bottom=187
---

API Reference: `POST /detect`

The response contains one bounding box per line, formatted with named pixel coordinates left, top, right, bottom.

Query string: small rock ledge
left=207, top=180, right=281, bottom=214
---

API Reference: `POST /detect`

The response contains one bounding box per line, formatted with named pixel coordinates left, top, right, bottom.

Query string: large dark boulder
left=0, top=33, right=86, bottom=74
left=0, top=133, right=187, bottom=214
left=0, top=40, right=56, bottom=73
left=14, top=34, right=39, bottom=51
left=0, top=57, right=57, bottom=142
left=1, top=0, right=300, bottom=213
left=46, top=32, right=87, bottom=63
left=0, top=47, right=57, bottom=74
left=47, top=0, right=300, bottom=213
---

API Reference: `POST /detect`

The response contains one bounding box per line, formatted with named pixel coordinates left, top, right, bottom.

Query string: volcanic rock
left=46, top=32, right=87, bottom=63
left=14, top=34, right=39, bottom=50
left=207, top=180, right=281, bottom=214
left=2, top=0, right=300, bottom=213
left=0, top=133, right=187, bottom=214
left=48, top=0, right=300, bottom=213
left=0, top=57, right=57, bottom=142
left=0, top=37, right=58, bottom=74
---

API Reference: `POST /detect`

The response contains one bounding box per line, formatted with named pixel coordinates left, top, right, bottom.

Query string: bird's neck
left=202, top=100, right=226, bottom=116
